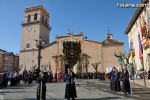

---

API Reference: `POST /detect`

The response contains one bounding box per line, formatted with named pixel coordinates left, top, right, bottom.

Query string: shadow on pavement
left=132, top=82, right=150, bottom=89
left=79, top=80, right=150, bottom=100
left=29, top=97, right=120, bottom=100
left=77, top=97, right=121, bottom=100
left=2, top=84, right=36, bottom=90
left=2, top=91, right=26, bottom=94
left=4, top=98, right=36, bottom=100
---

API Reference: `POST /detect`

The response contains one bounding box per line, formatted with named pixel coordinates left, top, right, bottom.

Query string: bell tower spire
left=21, top=5, right=50, bottom=51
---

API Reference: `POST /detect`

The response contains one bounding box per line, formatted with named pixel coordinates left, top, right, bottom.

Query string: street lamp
left=35, top=37, right=45, bottom=74
left=35, top=38, right=46, bottom=100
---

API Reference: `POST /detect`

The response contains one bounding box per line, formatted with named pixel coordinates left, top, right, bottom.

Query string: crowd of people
left=0, top=69, right=53, bottom=90
left=22, top=69, right=54, bottom=84
left=0, top=69, right=110, bottom=89
left=135, top=69, right=150, bottom=80
left=75, top=72, right=106, bottom=80
left=0, top=71, right=21, bottom=89
left=109, top=67, right=131, bottom=95
left=0, top=66, right=142, bottom=99
left=51, top=72, right=106, bottom=82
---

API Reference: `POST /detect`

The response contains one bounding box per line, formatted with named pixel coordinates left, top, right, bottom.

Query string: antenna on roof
left=41, top=0, right=43, bottom=6
left=68, top=28, right=71, bottom=33
left=107, top=26, right=110, bottom=34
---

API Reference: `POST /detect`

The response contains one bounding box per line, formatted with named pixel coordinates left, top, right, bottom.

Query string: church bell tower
left=19, top=5, right=50, bottom=73
left=21, top=5, right=50, bottom=51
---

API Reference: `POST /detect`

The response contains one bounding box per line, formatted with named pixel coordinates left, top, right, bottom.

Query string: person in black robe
left=114, top=69, right=121, bottom=91
left=0, top=73, right=3, bottom=89
left=23, top=69, right=28, bottom=84
left=109, top=67, right=116, bottom=91
left=121, top=69, right=131, bottom=94
left=102, top=72, right=105, bottom=80
left=118, top=69, right=123, bottom=91
left=2, top=72, right=8, bottom=87
left=99, top=72, right=102, bottom=80
left=148, top=70, right=150, bottom=80
left=65, top=68, right=77, bottom=100
left=28, top=71, right=33, bottom=84
left=37, top=72, right=46, bottom=100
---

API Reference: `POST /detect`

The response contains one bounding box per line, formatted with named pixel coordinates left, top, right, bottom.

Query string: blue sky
left=0, top=0, right=141, bottom=53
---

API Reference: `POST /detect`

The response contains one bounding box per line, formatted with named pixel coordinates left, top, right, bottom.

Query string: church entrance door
left=63, top=41, right=81, bottom=73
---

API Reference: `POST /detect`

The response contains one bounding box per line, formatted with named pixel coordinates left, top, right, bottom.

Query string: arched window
left=34, top=13, right=37, bottom=20
left=27, top=15, right=31, bottom=23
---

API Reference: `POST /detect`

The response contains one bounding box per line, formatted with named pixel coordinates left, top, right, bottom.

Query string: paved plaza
left=0, top=79, right=150, bottom=100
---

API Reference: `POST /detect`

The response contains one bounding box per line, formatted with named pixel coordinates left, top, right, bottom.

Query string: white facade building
left=125, top=0, right=150, bottom=71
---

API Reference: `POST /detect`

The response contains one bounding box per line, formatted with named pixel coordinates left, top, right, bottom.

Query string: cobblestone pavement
left=1, top=79, right=150, bottom=100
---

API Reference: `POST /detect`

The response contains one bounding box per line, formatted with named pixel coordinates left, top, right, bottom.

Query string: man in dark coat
left=37, top=72, right=46, bottom=100
left=148, top=70, right=150, bottom=80
left=23, top=69, right=28, bottom=84
left=102, top=72, right=105, bottom=80
left=114, top=69, right=121, bottom=91
left=121, top=69, right=131, bottom=95
left=109, top=67, right=116, bottom=90
left=2, top=72, right=8, bottom=87
left=0, top=73, right=3, bottom=89
left=65, top=68, right=77, bottom=100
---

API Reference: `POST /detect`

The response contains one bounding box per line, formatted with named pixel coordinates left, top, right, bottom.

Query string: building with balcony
left=125, top=0, right=150, bottom=71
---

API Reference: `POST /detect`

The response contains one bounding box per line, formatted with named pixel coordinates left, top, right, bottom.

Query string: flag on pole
left=138, top=34, right=143, bottom=65
left=129, top=51, right=133, bottom=64
left=118, top=57, right=123, bottom=65
left=138, top=33, right=147, bottom=87
left=141, top=15, right=147, bottom=38
left=129, top=51, right=134, bottom=76
left=140, top=15, right=148, bottom=47
left=147, top=9, right=150, bottom=38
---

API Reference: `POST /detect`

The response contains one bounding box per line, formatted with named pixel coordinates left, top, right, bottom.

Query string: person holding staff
left=65, top=67, right=77, bottom=100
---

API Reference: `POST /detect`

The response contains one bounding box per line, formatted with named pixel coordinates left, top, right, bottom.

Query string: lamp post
left=35, top=37, right=45, bottom=74
left=35, top=38, right=46, bottom=100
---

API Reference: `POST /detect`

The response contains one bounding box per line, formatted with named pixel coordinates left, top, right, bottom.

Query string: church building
left=19, top=5, right=124, bottom=73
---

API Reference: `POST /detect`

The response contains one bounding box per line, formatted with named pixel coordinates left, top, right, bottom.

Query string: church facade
left=19, top=5, right=124, bottom=74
